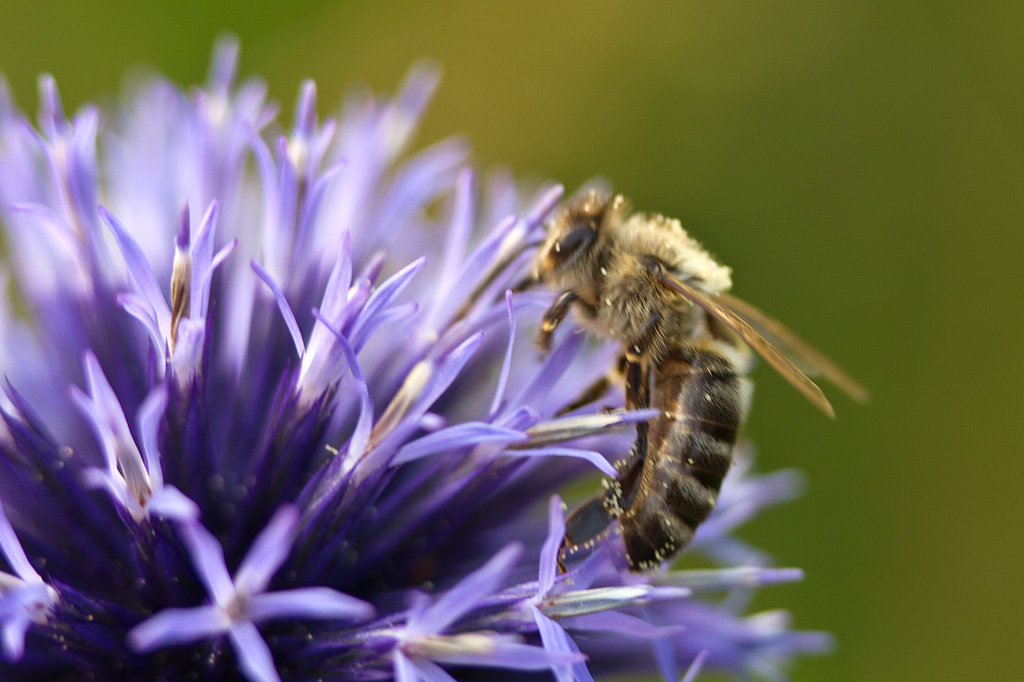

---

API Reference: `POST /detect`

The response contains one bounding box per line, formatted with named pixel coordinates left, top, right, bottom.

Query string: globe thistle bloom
left=0, top=38, right=831, bottom=681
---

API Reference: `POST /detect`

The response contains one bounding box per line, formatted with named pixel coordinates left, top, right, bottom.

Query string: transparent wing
left=716, top=291, right=869, bottom=404
left=656, top=270, right=848, bottom=418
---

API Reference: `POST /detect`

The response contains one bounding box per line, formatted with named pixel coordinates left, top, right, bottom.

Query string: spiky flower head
left=0, top=38, right=829, bottom=681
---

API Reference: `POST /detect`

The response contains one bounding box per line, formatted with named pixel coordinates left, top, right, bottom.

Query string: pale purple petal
left=411, top=659, right=456, bottom=682
left=228, top=621, right=281, bottom=682
left=299, top=231, right=353, bottom=391
left=80, top=467, right=135, bottom=511
left=98, top=206, right=170, bottom=333
left=367, top=332, right=483, bottom=466
left=348, top=256, right=426, bottom=349
left=435, top=169, right=474, bottom=302
left=394, top=650, right=422, bottom=682
left=250, top=258, right=305, bottom=357
left=523, top=184, right=564, bottom=232
left=655, top=636, right=679, bottom=682
left=170, top=318, right=205, bottom=373
left=543, top=586, right=691, bottom=619
left=310, top=308, right=373, bottom=458
left=117, top=292, right=164, bottom=356
left=235, top=506, right=298, bottom=595
left=127, top=605, right=229, bottom=651
left=409, top=633, right=585, bottom=671
left=190, top=200, right=230, bottom=321
left=507, top=446, right=617, bottom=477
left=248, top=587, right=373, bottom=622
left=658, top=567, right=804, bottom=592
left=0, top=501, right=41, bottom=583
left=522, top=408, right=659, bottom=447
left=1, top=615, right=29, bottom=661
left=411, top=543, right=521, bottom=637
left=531, top=606, right=594, bottom=682
left=137, top=385, right=168, bottom=489
left=488, top=290, right=516, bottom=417
left=178, top=522, right=235, bottom=604
left=563, top=611, right=684, bottom=639
left=145, top=486, right=200, bottom=521
left=681, top=649, right=709, bottom=682
left=507, top=332, right=582, bottom=408
left=391, top=423, right=527, bottom=466
left=537, top=494, right=565, bottom=598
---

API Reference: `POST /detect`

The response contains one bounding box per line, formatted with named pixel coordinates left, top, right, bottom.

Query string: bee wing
left=656, top=270, right=839, bottom=418
left=716, top=291, right=869, bottom=404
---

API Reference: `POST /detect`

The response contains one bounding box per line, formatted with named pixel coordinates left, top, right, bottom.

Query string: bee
left=532, top=190, right=866, bottom=571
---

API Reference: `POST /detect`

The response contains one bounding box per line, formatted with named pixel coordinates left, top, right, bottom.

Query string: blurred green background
left=1, top=1, right=1020, bottom=680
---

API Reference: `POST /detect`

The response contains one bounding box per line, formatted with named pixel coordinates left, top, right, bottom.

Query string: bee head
left=536, top=190, right=622, bottom=280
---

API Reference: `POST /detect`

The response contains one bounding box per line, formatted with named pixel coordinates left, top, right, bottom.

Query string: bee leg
left=624, top=312, right=662, bottom=412
left=560, top=429, right=648, bottom=572
left=536, top=290, right=579, bottom=352
left=560, top=493, right=614, bottom=572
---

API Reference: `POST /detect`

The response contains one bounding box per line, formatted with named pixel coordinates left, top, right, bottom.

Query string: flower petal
left=128, top=605, right=228, bottom=651
left=488, top=290, right=516, bottom=417
left=531, top=606, right=594, bottom=682
left=537, top=495, right=565, bottom=598
left=394, top=650, right=422, bottom=682
left=391, top=422, right=527, bottom=466
left=98, top=206, right=170, bottom=335
left=506, top=446, right=617, bottom=477
left=235, top=506, right=298, bottom=595
left=250, top=258, right=305, bottom=358
left=410, top=543, right=521, bottom=638
left=178, top=521, right=235, bottom=605
left=228, top=621, right=281, bottom=682
left=249, top=587, right=373, bottom=622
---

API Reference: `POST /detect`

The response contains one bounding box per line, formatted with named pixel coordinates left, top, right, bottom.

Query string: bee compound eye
left=548, top=224, right=595, bottom=265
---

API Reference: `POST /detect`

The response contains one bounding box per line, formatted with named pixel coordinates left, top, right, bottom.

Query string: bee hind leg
left=560, top=493, right=616, bottom=572
left=559, top=431, right=648, bottom=572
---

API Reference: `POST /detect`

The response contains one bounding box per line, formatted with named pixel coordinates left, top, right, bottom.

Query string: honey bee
left=532, top=190, right=866, bottom=571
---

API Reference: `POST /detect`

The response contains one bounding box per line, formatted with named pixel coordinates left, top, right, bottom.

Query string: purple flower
left=0, top=37, right=830, bottom=681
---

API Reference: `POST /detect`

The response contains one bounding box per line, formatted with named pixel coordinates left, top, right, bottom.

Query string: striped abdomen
left=620, top=340, right=751, bottom=571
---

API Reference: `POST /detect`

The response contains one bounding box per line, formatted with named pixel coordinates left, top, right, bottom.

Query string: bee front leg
left=536, top=290, right=579, bottom=353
